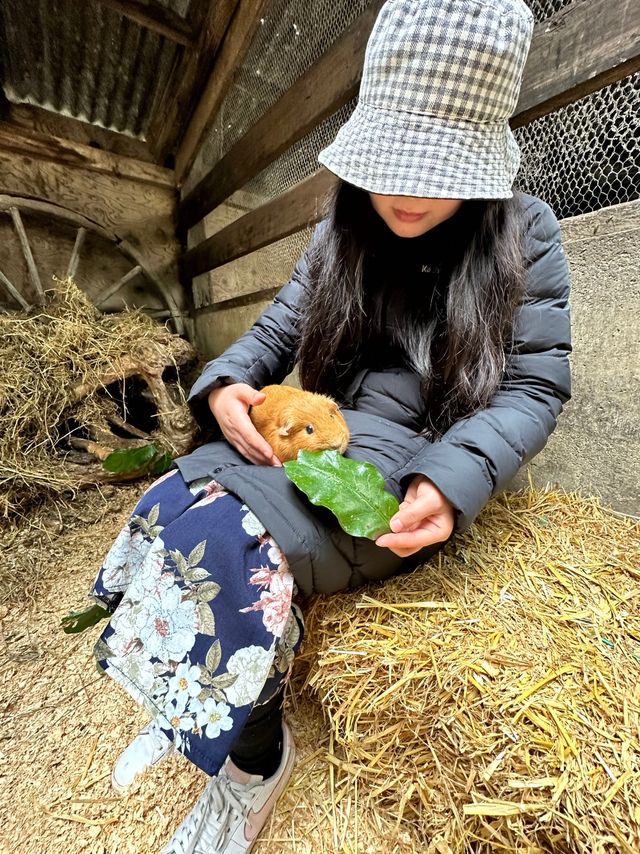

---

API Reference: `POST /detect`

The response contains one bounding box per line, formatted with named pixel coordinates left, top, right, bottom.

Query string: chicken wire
left=184, top=0, right=374, bottom=196
left=192, top=0, right=636, bottom=291
left=514, top=72, right=639, bottom=220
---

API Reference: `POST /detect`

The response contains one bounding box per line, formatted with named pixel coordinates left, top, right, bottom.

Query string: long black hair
left=297, top=180, right=527, bottom=439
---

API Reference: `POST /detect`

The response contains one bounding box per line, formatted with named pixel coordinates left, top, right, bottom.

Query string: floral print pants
left=89, top=468, right=305, bottom=777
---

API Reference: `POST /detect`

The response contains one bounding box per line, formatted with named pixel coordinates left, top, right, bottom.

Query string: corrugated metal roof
left=0, top=0, right=191, bottom=138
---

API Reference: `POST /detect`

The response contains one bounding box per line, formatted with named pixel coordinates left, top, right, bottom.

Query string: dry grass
left=0, top=278, right=193, bottom=519
left=0, top=484, right=417, bottom=854
left=1, top=482, right=638, bottom=853
left=300, top=485, right=640, bottom=853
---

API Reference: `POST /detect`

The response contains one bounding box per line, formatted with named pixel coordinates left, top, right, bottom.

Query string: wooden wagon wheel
left=0, top=195, right=197, bottom=487
left=0, top=195, right=186, bottom=336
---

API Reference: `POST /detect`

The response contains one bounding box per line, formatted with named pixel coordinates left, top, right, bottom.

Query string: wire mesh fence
left=184, top=0, right=373, bottom=196
left=514, top=72, right=639, bottom=220
left=189, top=0, right=637, bottom=299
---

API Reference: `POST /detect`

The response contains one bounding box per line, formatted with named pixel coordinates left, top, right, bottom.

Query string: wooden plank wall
left=181, top=0, right=639, bottom=308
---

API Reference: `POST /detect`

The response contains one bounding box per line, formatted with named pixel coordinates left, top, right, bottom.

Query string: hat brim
left=317, top=101, right=520, bottom=199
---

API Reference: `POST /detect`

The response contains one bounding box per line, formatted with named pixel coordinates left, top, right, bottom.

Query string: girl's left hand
left=375, top=474, right=455, bottom=557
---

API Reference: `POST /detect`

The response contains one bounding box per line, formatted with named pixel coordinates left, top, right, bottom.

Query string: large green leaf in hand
left=283, top=449, right=399, bottom=539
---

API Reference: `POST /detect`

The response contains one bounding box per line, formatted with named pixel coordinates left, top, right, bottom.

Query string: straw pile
left=300, top=486, right=640, bottom=853
left=0, top=279, right=195, bottom=519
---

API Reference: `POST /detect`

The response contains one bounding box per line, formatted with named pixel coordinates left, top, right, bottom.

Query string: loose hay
left=2, top=482, right=417, bottom=854
left=300, top=486, right=640, bottom=853
left=0, top=278, right=195, bottom=520
left=3, top=482, right=639, bottom=853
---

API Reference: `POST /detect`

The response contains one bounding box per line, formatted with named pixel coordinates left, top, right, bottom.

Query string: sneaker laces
left=147, top=720, right=172, bottom=755
left=166, top=772, right=255, bottom=853
left=206, top=775, right=255, bottom=848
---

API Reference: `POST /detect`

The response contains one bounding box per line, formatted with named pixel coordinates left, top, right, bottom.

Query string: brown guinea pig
left=249, top=385, right=350, bottom=463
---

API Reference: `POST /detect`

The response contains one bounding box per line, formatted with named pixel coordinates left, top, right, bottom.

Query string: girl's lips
left=393, top=208, right=426, bottom=222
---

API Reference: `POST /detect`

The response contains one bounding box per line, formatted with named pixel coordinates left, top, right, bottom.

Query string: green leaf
left=151, top=451, right=173, bottom=475
left=210, top=671, right=238, bottom=689
left=102, top=443, right=157, bottom=473
left=148, top=502, right=160, bottom=526
left=61, top=604, right=110, bottom=634
left=198, top=687, right=214, bottom=702
left=170, top=548, right=189, bottom=576
left=283, top=449, right=400, bottom=539
left=94, top=638, right=114, bottom=661
left=184, top=567, right=209, bottom=582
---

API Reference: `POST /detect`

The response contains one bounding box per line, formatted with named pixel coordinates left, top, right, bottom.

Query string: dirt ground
left=0, top=485, right=419, bottom=854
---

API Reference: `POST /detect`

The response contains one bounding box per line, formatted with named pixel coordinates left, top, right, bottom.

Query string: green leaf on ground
left=102, top=443, right=157, bottom=473
left=283, top=449, right=399, bottom=539
left=61, top=604, right=110, bottom=634
left=151, top=450, right=173, bottom=475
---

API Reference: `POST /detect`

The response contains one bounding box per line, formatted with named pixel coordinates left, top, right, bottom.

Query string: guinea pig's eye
left=305, top=424, right=314, bottom=434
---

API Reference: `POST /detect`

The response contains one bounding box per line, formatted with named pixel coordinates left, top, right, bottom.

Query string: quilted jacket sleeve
left=396, top=197, right=572, bottom=531
left=187, top=222, right=325, bottom=429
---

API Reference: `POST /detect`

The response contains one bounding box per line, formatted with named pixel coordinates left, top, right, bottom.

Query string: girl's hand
left=375, top=474, right=455, bottom=557
left=208, top=383, right=282, bottom=467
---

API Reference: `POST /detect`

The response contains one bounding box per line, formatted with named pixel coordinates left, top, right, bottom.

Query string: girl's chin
left=386, top=220, right=433, bottom=238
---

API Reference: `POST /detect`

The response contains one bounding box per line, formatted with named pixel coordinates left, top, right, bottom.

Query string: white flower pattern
left=91, top=472, right=303, bottom=778
left=108, top=652, right=156, bottom=693
left=167, top=662, right=202, bottom=705
left=196, top=699, right=234, bottom=739
left=224, top=645, right=274, bottom=706
left=240, top=506, right=267, bottom=538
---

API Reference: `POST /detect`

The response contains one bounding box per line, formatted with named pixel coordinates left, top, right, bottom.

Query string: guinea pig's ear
left=278, top=418, right=294, bottom=437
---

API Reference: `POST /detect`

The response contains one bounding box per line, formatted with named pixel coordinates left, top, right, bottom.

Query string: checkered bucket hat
left=318, top=0, right=534, bottom=199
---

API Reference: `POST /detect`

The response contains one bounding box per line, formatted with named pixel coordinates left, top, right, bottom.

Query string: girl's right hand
left=208, top=383, right=282, bottom=467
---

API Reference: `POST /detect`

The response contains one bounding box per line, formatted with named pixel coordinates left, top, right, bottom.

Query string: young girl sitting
left=89, top=1, right=571, bottom=851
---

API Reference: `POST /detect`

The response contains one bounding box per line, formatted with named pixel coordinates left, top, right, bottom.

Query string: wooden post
left=0, top=122, right=175, bottom=188
left=180, top=169, right=337, bottom=279
left=174, top=0, right=272, bottom=182
left=179, top=1, right=385, bottom=231
left=146, top=0, right=240, bottom=166
left=513, top=0, right=640, bottom=126
left=94, top=0, right=196, bottom=46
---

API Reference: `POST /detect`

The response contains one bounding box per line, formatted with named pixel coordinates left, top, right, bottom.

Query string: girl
left=89, top=0, right=571, bottom=851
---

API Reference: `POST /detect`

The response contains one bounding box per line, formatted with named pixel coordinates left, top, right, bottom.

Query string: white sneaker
left=111, top=717, right=175, bottom=792
left=160, top=722, right=295, bottom=854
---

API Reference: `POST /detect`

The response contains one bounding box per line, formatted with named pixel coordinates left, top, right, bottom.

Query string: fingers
left=209, top=383, right=281, bottom=466
left=244, top=389, right=266, bottom=407
left=222, top=400, right=281, bottom=466
left=375, top=515, right=450, bottom=556
left=390, top=491, right=442, bottom=533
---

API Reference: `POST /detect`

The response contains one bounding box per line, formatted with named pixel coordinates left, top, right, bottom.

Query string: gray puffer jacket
left=174, top=193, right=571, bottom=597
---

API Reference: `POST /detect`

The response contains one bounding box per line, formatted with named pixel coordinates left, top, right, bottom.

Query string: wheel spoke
left=10, top=206, right=45, bottom=304
left=67, top=227, right=87, bottom=280
left=0, top=266, right=31, bottom=311
left=96, top=265, right=142, bottom=308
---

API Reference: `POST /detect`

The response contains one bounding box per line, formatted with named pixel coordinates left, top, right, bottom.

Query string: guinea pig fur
left=249, top=385, right=350, bottom=463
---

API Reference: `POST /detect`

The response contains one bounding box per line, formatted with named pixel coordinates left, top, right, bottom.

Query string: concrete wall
left=192, top=199, right=640, bottom=516
left=510, top=199, right=639, bottom=515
